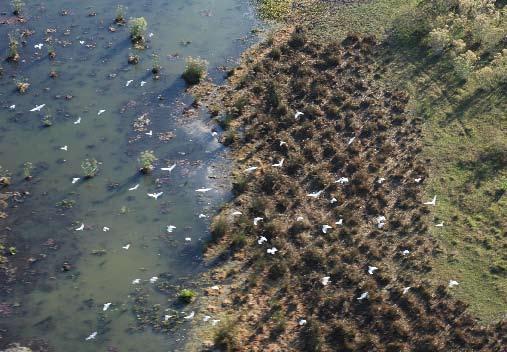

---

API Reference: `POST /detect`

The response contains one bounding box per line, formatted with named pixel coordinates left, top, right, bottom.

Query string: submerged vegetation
left=81, top=158, right=99, bottom=178
left=182, top=57, right=208, bottom=85
left=129, top=17, right=147, bottom=45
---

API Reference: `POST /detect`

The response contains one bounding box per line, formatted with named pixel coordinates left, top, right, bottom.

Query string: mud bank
left=185, top=27, right=506, bottom=351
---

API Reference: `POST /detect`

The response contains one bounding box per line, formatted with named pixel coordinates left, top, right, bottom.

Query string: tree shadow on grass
left=457, top=146, right=507, bottom=187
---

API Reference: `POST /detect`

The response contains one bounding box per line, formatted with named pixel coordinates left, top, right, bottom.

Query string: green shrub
left=214, top=320, right=238, bottom=351
left=139, top=150, right=156, bottom=174
left=81, top=159, right=99, bottom=178
left=11, top=0, right=24, bottom=16
left=211, top=216, right=227, bottom=242
left=182, top=57, right=208, bottom=85
left=129, top=17, right=147, bottom=43
left=7, top=34, right=19, bottom=61
left=115, top=5, right=126, bottom=24
left=178, top=289, right=196, bottom=303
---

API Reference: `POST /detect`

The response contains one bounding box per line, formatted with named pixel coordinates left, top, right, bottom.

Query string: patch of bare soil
left=187, top=27, right=506, bottom=351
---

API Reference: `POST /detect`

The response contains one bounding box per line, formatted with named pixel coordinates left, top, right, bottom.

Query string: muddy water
left=0, top=0, right=261, bottom=350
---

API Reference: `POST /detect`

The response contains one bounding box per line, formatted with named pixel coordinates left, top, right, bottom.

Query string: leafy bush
left=139, top=150, right=156, bottom=174
left=211, top=216, right=227, bottom=242
left=7, top=34, right=19, bottom=61
left=182, top=57, right=208, bottom=85
left=178, top=289, right=196, bottom=303
left=11, top=0, right=24, bottom=16
left=129, top=17, right=147, bottom=43
left=81, top=159, right=99, bottom=178
left=115, top=5, right=126, bottom=23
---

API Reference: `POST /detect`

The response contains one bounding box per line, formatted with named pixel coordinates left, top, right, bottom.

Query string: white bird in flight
left=145, top=130, right=153, bottom=136
left=279, top=141, right=287, bottom=147
left=184, top=311, right=195, bottom=320
left=335, top=218, right=343, bottom=226
left=195, top=188, right=212, bottom=193
left=85, top=332, right=97, bottom=341
left=122, top=244, right=130, bottom=250
left=424, top=195, right=437, bottom=206
left=164, top=315, right=173, bottom=321
left=448, top=280, right=459, bottom=288
left=79, top=40, right=85, bottom=45
left=167, top=225, right=176, bottom=233
left=30, top=104, right=45, bottom=112
left=368, top=266, right=378, bottom=275
left=103, top=303, right=111, bottom=311
left=377, top=177, right=385, bottom=184
left=330, top=197, right=337, bottom=204
left=321, top=276, right=330, bottom=286
left=132, top=278, right=141, bottom=284
left=185, top=237, right=191, bottom=242
left=198, top=214, right=207, bottom=219
left=140, top=81, right=147, bottom=87
left=34, top=43, right=44, bottom=50
left=335, top=177, right=349, bottom=184
left=161, top=164, right=176, bottom=172
left=267, top=247, right=278, bottom=255
left=147, top=192, right=163, bottom=199
left=128, top=184, right=139, bottom=191
left=294, top=110, right=304, bottom=119
left=307, top=190, right=324, bottom=198
left=322, top=225, right=332, bottom=234
left=299, top=319, right=307, bottom=326
left=60, top=145, right=68, bottom=151
left=74, top=117, right=81, bottom=124
left=401, top=249, right=410, bottom=256
left=232, top=211, right=242, bottom=216
left=149, top=276, right=158, bottom=283
left=72, top=178, right=80, bottom=184
left=402, top=287, right=411, bottom=294
left=102, top=226, right=110, bottom=232
left=97, top=110, right=106, bottom=116
left=75, top=223, right=85, bottom=231
left=435, top=221, right=444, bottom=227
left=245, top=166, right=258, bottom=173
left=257, top=236, right=267, bottom=244
left=296, top=216, right=304, bottom=221
left=9, top=105, right=15, bottom=110
left=414, top=177, right=422, bottom=183
left=253, top=217, right=263, bottom=226
left=272, top=159, right=284, bottom=167
left=357, top=292, right=369, bottom=301
left=347, top=137, right=356, bottom=145
left=126, top=80, right=133, bottom=87
left=376, top=215, right=386, bottom=229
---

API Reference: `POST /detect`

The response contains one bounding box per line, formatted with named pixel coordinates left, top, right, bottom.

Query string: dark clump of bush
left=288, top=26, right=307, bottom=49
left=182, top=57, right=208, bottom=85
left=211, top=216, right=227, bottom=242
left=269, top=47, right=281, bottom=60
left=178, top=289, right=196, bottom=303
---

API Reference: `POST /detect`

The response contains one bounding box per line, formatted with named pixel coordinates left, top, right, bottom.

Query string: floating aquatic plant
left=81, top=158, right=99, bottom=178
left=182, top=57, right=208, bottom=85
left=178, top=289, right=196, bottom=303
left=23, top=161, right=33, bottom=180
left=139, top=150, right=156, bottom=174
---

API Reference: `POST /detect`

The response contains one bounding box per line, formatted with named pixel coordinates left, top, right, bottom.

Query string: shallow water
left=0, top=0, right=261, bottom=350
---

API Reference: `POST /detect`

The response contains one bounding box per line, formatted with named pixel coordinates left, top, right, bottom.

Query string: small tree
left=115, top=5, right=126, bottom=24
left=182, top=57, right=208, bottom=85
left=7, top=34, right=19, bottom=62
left=11, top=0, right=24, bottom=16
left=139, top=150, right=156, bottom=174
left=129, top=17, right=147, bottom=44
left=81, top=159, right=99, bottom=178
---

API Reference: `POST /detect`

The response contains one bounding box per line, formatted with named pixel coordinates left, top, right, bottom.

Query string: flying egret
left=75, top=223, right=85, bottom=231
left=232, top=211, right=242, bottom=216
left=368, top=266, right=378, bottom=275
left=34, top=43, right=43, bottom=50
left=245, top=166, right=258, bottom=173
left=195, top=188, right=212, bottom=193
left=126, top=80, right=133, bottom=87
left=401, top=249, right=410, bottom=256
left=321, top=276, right=330, bottom=286
left=299, top=319, right=307, bottom=326
left=280, top=141, right=287, bottom=147
left=60, top=145, right=68, bottom=151
left=74, top=117, right=81, bottom=124
left=183, top=311, right=195, bottom=320
left=435, top=221, right=444, bottom=227
left=253, top=217, right=263, bottom=226
left=145, top=130, right=153, bottom=136
left=296, top=216, right=304, bottom=221
left=164, top=315, right=173, bottom=321
left=376, top=215, right=386, bottom=229
left=257, top=236, right=267, bottom=244
left=357, top=292, right=369, bottom=301
left=424, top=195, right=437, bottom=206
left=149, top=276, right=158, bottom=283
left=347, top=137, right=355, bottom=145
left=185, top=237, right=191, bottom=242
left=322, top=225, right=332, bottom=234
left=85, top=332, right=97, bottom=341
left=167, top=225, right=176, bottom=233
left=140, top=81, right=147, bottom=87
left=267, top=247, right=278, bottom=255
left=203, top=315, right=211, bottom=322
left=335, top=177, right=349, bottom=184
left=211, top=131, right=218, bottom=137
left=79, top=40, right=85, bottom=45
left=377, top=177, right=385, bottom=184
left=72, top=178, right=80, bottom=184
left=198, top=214, right=207, bottom=219
left=128, top=184, right=139, bottom=191
left=294, top=110, right=303, bottom=119
left=132, top=278, right=140, bottom=284
left=402, top=287, right=411, bottom=294
left=147, top=192, right=163, bottom=199
left=330, top=197, right=337, bottom=204
left=103, top=303, right=111, bottom=311
left=161, top=164, right=176, bottom=172
left=335, top=218, right=343, bottom=225
left=30, top=104, right=45, bottom=112
left=414, top=177, right=422, bottom=183
left=103, top=226, right=110, bottom=232
left=122, top=244, right=130, bottom=250
left=448, top=280, right=459, bottom=288
left=97, top=110, right=106, bottom=116
left=272, top=159, right=284, bottom=167
left=9, top=105, right=15, bottom=110
left=307, top=190, right=324, bottom=198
